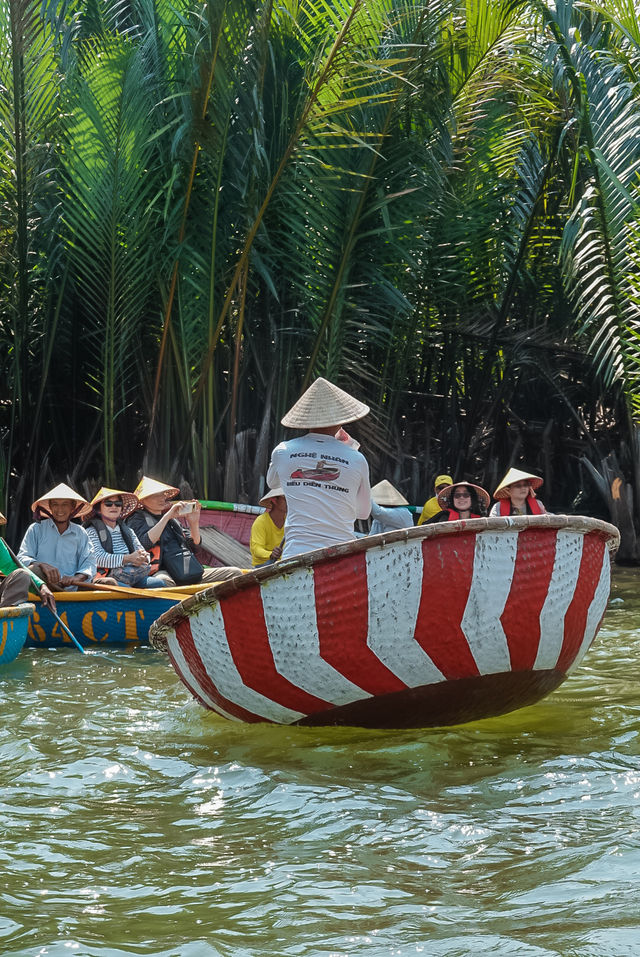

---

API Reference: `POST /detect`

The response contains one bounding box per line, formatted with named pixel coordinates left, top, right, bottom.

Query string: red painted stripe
left=167, top=642, right=217, bottom=712
left=220, top=586, right=333, bottom=714
left=557, top=535, right=604, bottom=672
left=413, top=533, right=480, bottom=679
left=173, top=618, right=263, bottom=721
left=500, top=529, right=557, bottom=670
left=314, top=553, right=407, bottom=695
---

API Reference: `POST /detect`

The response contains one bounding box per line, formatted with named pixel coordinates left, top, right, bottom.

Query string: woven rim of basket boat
left=149, top=514, right=619, bottom=648
left=0, top=603, right=35, bottom=620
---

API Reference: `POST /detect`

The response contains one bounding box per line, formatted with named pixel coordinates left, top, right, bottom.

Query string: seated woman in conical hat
left=17, top=483, right=95, bottom=590
left=369, top=480, right=414, bottom=535
left=417, top=473, right=454, bottom=525
left=425, top=482, right=490, bottom=523
left=489, top=468, right=546, bottom=516
left=266, top=377, right=372, bottom=560
left=81, top=488, right=166, bottom=589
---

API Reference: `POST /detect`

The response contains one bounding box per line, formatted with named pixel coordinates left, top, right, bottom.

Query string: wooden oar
left=74, top=580, right=195, bottom=603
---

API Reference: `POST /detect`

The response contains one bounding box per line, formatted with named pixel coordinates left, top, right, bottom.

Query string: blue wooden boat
left=0, top=604, right=36, bottom=663
left=24, top=587, right=204, bottom=648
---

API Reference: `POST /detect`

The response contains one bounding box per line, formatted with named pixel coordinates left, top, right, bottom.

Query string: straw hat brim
left=133, top=476, right=180, bottom=504
left=79, top=487, right=139, bottom=520
left=281, top=377, right=369, bottom=429
left=437, top=482, right=490, bottom=511
left=0, top=511, right=5, bottom=525
left=31, top=483, right=89, bottom=514
left=493, top=468, right=543, bottom=500
left=371, top=479, right=409, bottom=507
left=259, top=488, right=285, bottom=507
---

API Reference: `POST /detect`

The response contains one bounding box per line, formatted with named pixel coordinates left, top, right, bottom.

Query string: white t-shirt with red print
left=267, top=432, right=371, bottom=560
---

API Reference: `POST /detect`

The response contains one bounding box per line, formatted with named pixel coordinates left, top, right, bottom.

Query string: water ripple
left=1, top=575, right=640, bottom=956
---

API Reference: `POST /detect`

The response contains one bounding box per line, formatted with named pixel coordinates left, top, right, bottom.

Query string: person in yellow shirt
left=250, top=489, right=287, bottom=567
left=417, top=474, right=453, bottom=525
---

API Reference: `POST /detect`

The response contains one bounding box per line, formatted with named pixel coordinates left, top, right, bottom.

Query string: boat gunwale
left=149, top=513, right=619, bottom=646
left=0, top=603, right=35, bottom=620
left=27, top=584, right=207, bottom=605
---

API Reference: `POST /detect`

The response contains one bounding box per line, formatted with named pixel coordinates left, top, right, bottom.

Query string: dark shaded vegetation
left=1, top=0, right=640, bottom=556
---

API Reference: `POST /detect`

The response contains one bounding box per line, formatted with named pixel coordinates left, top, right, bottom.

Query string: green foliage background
left=2, top=0, right=640, bottom=545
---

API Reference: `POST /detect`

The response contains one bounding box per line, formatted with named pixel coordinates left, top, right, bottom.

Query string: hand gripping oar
left=3, top=543, right=87, bottom=654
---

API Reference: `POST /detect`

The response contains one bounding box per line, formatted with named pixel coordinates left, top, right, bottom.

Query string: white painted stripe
left=365, top=542, right=444, bottom=685
left=461, top=531, right=517, bottom=674
left=167, top=632, right=240, bottom=721
left=566, top=552, right=611, bottom=674
left=189, top=604, right=304, bottom=723
left=260, top=567, right=369, bottom=705
left=534, top=531, right=584, bottom=669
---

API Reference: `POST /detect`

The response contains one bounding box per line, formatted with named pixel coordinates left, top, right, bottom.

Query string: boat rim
left=149, top=513, right=619, bottom=644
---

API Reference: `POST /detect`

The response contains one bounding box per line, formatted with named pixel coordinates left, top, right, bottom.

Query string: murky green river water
left=1, top=569, right=639, bottom=957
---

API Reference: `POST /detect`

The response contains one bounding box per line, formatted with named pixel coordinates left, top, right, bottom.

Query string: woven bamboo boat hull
left=0, top=604, right=35, bottom=663
left=149, top=516, right=619, bottom=728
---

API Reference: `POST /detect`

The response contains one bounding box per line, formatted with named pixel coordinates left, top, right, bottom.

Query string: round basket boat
left=0, top=603, right=35, bottom=664
left=149, top=515, right=619, bottom=728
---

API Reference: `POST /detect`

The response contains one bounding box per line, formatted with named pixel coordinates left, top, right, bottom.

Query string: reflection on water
left=1, top=568, right=639, bottom=956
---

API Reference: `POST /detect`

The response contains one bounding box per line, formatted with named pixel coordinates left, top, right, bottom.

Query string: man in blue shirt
left=18, top=483, right=95, bottom=590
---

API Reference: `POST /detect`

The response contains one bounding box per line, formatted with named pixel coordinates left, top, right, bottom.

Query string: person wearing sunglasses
left=81, top=488, right=165, bottom=588
left=425, top=482, right=490, bottom=523
left=417, top=474, right=454, bottom=526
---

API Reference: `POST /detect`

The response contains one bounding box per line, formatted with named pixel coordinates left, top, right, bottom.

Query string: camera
left=178, top=501, right=197, bottom=514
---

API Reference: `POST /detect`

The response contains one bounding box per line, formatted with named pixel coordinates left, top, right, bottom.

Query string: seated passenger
left=0, top=509, right=56, bottom=610
left=490, top=469, right=546, bottom=516
left=369, top=480, right=414, bottom=535
left=126, top=477, right=243, bottom=586
left=250, top=488, right=286, bottom=567
left=417, top=474, right=453, bottom=525
left=18, top=483, right=95, bottom=590
left=426, top=482, right=489, bottom=523
left=82, top=488, right=166, bottom=588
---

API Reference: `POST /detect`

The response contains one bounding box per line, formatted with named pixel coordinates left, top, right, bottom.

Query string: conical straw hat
left=281, top=377, right=369, bottom=429
left=259, top=487, right=285, bottom=508
left=437, top=482, right=490, bottom=510
left=493, top=468, right=543, bottom=500
left=371, top=479, right=409, bottom=507
left=31, top=483, right=89, bottom=514
left=79, top=487, right=139, bottom=520
left=0, top=511, right=5, bottom=525
left=133, top=476, right=180, bottom=504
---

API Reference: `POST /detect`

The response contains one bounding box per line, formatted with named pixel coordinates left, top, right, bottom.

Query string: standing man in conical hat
left=18, top=483, right=96, bottom=590
left=266, top=377, right=372, bottom=560
left=0, top=509, right=56, bottom=610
